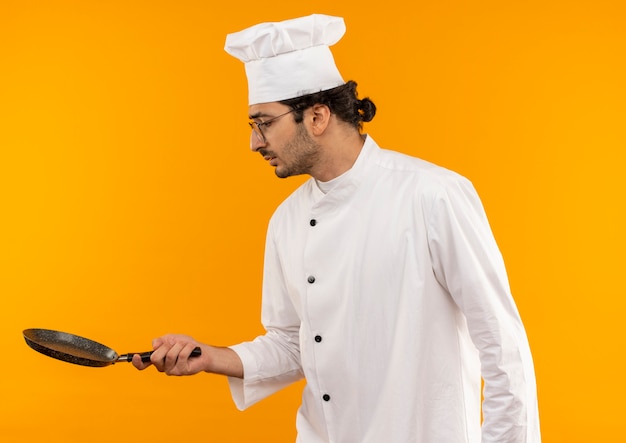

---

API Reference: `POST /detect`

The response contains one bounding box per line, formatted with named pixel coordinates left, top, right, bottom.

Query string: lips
left=261, top=150, right=277, bottom=166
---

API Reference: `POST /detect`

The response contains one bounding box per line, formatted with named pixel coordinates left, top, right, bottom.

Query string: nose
left=250, top=131, right=266, bottom=152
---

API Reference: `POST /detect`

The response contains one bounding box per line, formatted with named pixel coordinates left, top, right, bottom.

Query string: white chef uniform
left=228, top=136, right=541, bottom=443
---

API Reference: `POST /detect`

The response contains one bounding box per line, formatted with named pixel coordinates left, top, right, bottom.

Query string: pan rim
left=23, top=328, right=118, bottom=367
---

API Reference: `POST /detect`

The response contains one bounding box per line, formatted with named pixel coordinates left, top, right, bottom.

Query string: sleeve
left=227, top=217, right=304, bottom=410
left=426, top=176, right=541, bottom=442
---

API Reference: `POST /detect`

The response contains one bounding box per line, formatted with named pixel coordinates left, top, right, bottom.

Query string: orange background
left=1, top=1, right=625, bottom=442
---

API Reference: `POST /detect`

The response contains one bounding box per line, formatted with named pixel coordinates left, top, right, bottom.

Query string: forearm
left=206, top=345, right=244, bottom=378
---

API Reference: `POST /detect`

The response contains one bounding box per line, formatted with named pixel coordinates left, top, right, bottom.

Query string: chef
left=133, top=14, right=541, bottom=443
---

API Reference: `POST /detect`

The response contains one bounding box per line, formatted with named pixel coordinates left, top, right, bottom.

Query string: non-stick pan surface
left=23, top=328, right=201, bottom=367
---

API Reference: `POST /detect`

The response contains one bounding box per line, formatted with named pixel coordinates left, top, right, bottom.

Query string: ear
left=309, top=104, right=331, bottom=135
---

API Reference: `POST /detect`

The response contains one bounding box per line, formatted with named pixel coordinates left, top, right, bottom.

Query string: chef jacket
left=228, top=136, right=541, bottom=442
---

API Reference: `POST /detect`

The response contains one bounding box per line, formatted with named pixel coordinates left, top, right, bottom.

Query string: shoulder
left=370, top=144, right=474, bottom=195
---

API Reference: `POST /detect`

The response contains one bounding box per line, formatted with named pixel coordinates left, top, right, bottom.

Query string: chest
left=273, top=177, right=433, bottom=315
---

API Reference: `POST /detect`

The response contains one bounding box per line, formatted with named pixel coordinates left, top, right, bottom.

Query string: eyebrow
left=248, top=112, right=270, bottom=120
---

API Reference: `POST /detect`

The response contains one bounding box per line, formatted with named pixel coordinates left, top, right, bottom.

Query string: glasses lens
left=249, top=122, right=265, bottom=142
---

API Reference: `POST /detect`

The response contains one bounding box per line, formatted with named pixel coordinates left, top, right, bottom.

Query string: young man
left=133, top=14, right=541, bottom=442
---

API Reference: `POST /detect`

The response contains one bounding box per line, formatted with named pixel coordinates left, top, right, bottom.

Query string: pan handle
left=117, top=347, right=202, bottom=363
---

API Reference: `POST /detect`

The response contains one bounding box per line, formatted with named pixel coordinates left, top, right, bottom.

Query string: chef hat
left=224, top=14, right=346, bottom=105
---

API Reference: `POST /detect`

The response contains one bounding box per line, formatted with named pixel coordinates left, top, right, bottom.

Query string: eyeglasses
left=248, top=108, right=297, bottom=144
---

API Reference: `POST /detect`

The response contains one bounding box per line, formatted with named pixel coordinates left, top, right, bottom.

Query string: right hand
left=131, top=333, right=209, bottom=376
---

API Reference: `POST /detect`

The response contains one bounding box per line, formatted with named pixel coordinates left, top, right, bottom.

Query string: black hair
left=279, top=80, right=376, bottom=130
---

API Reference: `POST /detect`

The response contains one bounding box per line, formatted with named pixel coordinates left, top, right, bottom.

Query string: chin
left=274, top=169, right=291, bottom=179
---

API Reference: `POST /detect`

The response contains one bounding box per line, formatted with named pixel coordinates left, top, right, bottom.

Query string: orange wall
left=1, top=1, right=625, bottom=442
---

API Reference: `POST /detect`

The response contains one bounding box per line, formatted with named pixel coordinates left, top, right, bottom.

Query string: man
left=133, top=14, right=541, bottom=442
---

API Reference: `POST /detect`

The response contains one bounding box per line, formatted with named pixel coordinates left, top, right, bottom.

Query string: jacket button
left=314, top=335, right=322, bottom=343
left=307, top=275, right=316, bottom=284
left=310, top=219, right=317, bottom=226
left=322, top=394, right=331, bottom=402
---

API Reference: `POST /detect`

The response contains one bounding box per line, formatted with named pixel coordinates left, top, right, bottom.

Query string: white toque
left=224, top=14, right=346, bottom=105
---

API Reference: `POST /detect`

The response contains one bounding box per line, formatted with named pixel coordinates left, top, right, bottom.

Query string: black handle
left=119, top=346, right=202, bottom=363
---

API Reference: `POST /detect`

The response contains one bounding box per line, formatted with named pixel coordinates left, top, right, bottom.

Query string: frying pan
left=23, top=328, right=201, bottom=367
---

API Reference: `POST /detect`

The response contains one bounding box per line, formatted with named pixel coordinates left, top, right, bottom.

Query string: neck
left=311, top=132, right=366, bottom=182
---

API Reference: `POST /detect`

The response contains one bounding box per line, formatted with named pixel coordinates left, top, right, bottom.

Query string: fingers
left=162, top=340, right=186, bottom=372
left=149, top=334, right=201, bottom=376
left=130, top=334, right=204, bottom=375
left=131, top=353, right=152, bottom=370
left=149, top=340, right=172, bottom=372
left=152, top=336, right=165, bottom=349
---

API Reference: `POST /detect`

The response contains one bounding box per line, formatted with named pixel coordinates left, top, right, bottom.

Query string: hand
left=131, top=333, right=209, bottom=376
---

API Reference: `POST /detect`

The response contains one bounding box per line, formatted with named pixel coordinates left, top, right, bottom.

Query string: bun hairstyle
left=280, top=80, right=377, bottom=131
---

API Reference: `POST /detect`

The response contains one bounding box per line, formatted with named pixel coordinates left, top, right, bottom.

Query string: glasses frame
left=248, top=108, right=297, bottom=144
